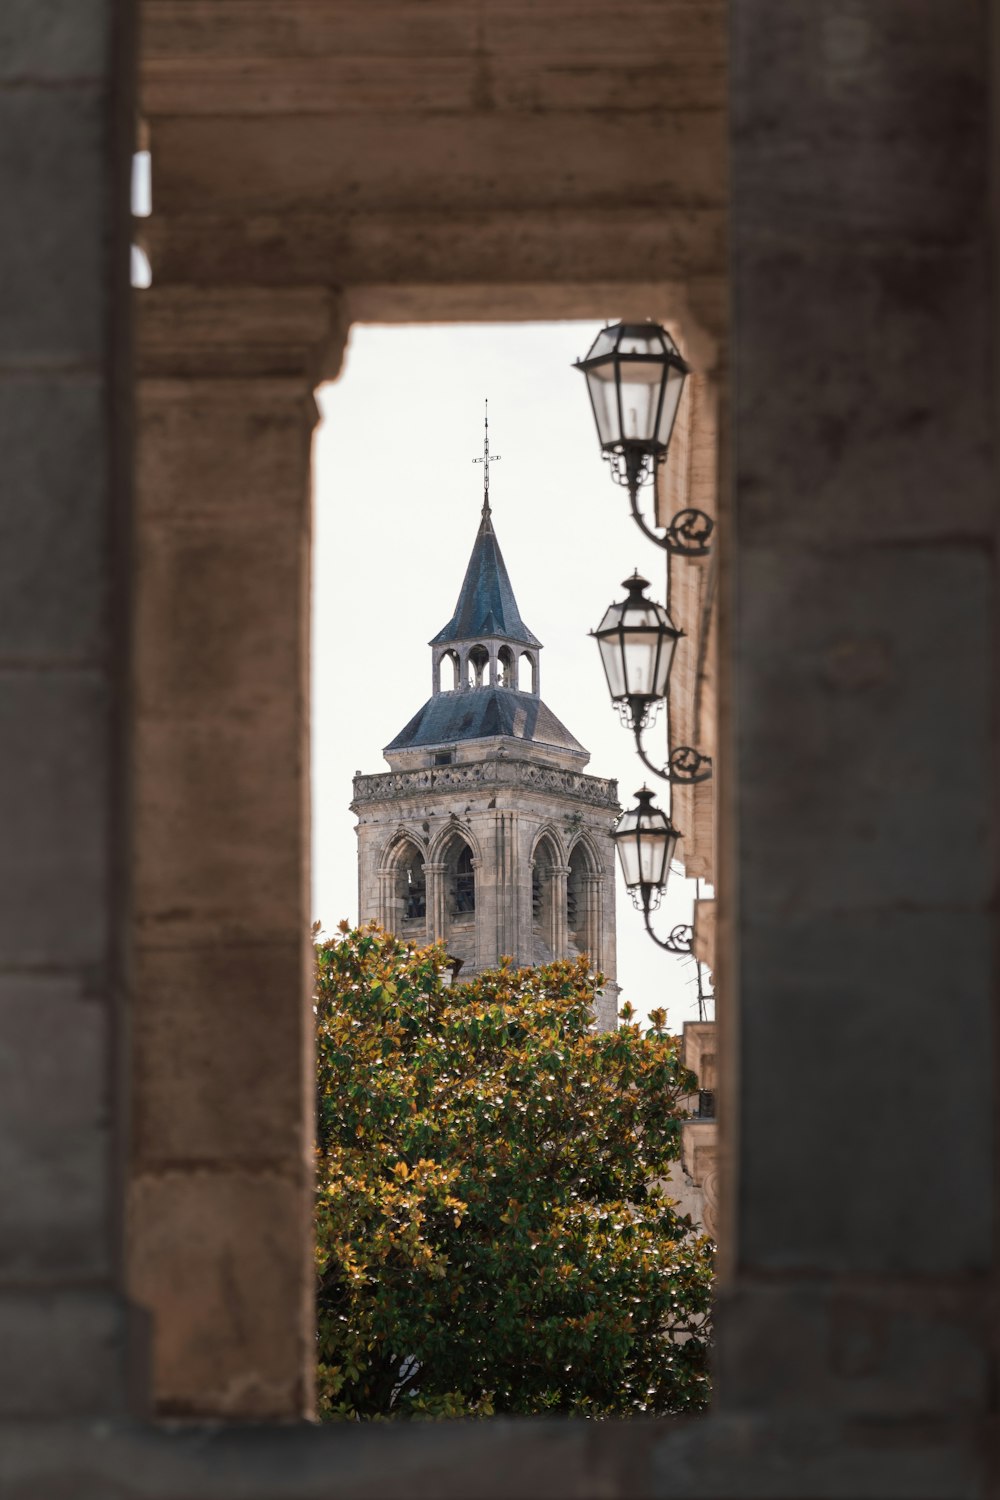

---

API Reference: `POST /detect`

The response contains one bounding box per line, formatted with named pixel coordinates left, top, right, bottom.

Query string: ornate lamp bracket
left=633, top=723, right=713, bottom=786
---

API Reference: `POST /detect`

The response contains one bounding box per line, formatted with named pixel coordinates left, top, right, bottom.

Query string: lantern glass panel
left=587, top=326, right=620, bottom=360
left=618, top=329, right=663, bottom=357
left=616, top=833, right=640, bottom=889
left=618, top=362, right=666, bottom=444
left=614, top=816, right=643, bottom=889
left=596, top=628, right=627, bottom=700
left=623, top=627, right=674, bottom=699
left=584, top=363, right=619, bottom=448
left=656, top=363, right=686, bottom=449
left=638, top=826, right=673, bottom=887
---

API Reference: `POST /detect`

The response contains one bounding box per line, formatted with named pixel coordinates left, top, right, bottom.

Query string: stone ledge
left=0, top=1409, right=982, bottom=1499
left=352, top=758, right=619, bottom=810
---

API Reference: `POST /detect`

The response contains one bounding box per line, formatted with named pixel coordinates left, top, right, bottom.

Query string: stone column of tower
left=352, top=440, right=621, bottom=1029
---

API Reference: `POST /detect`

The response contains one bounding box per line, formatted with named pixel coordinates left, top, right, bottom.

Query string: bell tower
left=352, top=415, right=621, bottom=1028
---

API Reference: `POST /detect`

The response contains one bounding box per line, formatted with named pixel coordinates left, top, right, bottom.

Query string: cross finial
left=472, top=398, right=500, bottom=516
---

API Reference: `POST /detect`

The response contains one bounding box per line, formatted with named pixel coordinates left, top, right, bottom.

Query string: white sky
left=311, top=321, right=710, bottom=1028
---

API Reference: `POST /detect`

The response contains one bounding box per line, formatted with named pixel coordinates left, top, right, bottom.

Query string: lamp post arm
left=632, top=722, right=713, bottom=785
left=641, top=910, right=695, bottom=955
left=627, top=480, right=715, bottom=558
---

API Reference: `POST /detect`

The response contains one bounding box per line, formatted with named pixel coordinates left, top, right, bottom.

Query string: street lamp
left=574, top=320, right=713, bottom=556
left=612, top=786, right=693, bottom=954
left=592, top=572, right=713, bottom=785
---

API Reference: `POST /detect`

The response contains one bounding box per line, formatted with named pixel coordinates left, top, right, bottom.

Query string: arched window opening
left=532, top=836, right=558, bottom=962
left=454, top=844, right=475, bottom=913
left=497, top=645, right=515, bottom=687
left=439, top=650, right=460, bottom=692
left=567, top=843, right=593, bottom=955
left=518, top=651, right=536, bottom=693
left=395, top=843, right=426, bottom=923
left=468, top=644, right=490, bottom=689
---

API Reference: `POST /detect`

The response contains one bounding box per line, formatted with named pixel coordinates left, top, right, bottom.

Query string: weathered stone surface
left=733, top=246, right=993, bottom=545
left=732, top=1, right=985, bottom=246
left=739, top=910, right=992, bottom=1273
left=0, top=975, right=111, bottom=1280
left=0, top=1, right=109, bottom=79
left=0, top=1293, right=128, bottom=1418
left=0, top=672, right=109, bottom=967
left=135, top=716, right=303, bottom=945
left=128, top=1171, right=312, bottom=1419
left=131, top=941, right=306, bottom=1166
left=716, top=1281, right=990, bottom=1420
left=737, top=546, right=991, bottom=918
left=0, top=375, right=106, bottom=660
left=0, top=88, right=105, bottom=361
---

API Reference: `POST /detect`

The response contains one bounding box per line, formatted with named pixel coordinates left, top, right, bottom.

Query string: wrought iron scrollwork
left=633, top=724, right=713, bottom=786
left=626, top=481, right=714, bottom=557
left=641, top=916, right=694, bottom=955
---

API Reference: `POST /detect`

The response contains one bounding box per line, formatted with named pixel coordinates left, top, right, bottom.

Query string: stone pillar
left=130, top=287, right=345, bottom=1419
left=425, top=863, right=448, bottom=944
left=376, top=868, right=396, bottom=932
left=722, top=0, right=996, bottom=1439
left=581, top=874, right=604, bottom=970
left=0, top=0, right=138, bottom=1420
left=551, top=865, right=570, bottom=957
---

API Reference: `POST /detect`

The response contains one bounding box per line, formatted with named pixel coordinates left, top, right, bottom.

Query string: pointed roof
left=429, top=502, right=541, bottom=649
left=385, top=687, right=584, bottom=756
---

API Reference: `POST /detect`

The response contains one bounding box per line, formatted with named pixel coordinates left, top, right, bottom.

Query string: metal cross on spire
left=472, top=398, right=500, bottom=516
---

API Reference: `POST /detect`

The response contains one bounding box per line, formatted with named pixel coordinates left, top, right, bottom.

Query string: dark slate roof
left=385, top=689, right=584, bottom=754
left=429, top=505, right=541, bottom=648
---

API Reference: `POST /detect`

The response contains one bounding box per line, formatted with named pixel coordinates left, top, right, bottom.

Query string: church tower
left=352, top=420, right=620, bottom=1029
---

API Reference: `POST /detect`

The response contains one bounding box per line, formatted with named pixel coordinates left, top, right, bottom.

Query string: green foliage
left=314, top=922, right=713, bottom=1421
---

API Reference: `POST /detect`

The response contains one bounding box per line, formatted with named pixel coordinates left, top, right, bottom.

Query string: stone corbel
left=137, top=285, right=350, bottom=393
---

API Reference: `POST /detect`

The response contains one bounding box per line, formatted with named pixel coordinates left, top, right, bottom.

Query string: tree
left=314, top=923, right=713, bottom=1420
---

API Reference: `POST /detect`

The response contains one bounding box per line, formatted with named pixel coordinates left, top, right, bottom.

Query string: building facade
left=352, top=487, right=620, bottom=1028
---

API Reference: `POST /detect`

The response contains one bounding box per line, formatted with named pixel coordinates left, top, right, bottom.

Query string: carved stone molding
left=352, top=757, right=619, bottom=810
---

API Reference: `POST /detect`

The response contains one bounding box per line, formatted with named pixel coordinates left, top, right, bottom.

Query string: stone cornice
left=136, top=286, right=349, bottom=382
left=352, top=758, right=619, bottom=811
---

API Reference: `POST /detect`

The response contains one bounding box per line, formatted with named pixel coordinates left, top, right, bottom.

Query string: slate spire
left=429, top=506, right=541, bottom=649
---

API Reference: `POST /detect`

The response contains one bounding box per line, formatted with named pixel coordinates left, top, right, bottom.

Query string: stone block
left=716, top=1281, right=989, bottom=1420
left=739, top=909, right=992, bottom=1272
left=134, top=714, right=304, bottom=946
left=733, top=0, right=985, bottom=245
left=0, top=1, right=108, bottom=80
left=134, top=515, right=304, bottom=721
left=0, top=671, right=108, bottom=967
left=0, top=375, right=105, bottom=661
left=128, top=1170, right=311, bottom=1419
left=131, top=941, right=307, bottom=1168
left=138, top=383, right=312, bottom=522
left=0, top=1291, right=126, bottom=1417
left=0, top=975, right=111, bottom=1280
left=151, top=111, right=725, bottom=216
left=0, top=88, right=104, bottom=363
left=737, top=546, right=991, bottom=917
left=733, top=245, right=993, bottom=545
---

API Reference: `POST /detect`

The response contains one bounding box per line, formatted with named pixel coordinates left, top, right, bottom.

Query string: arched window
left=567, top=842, right=595, bottom=956
left=454, top=844, right=475, bottom=913
left=394, top=842, right=426, bottom=924
left=468, top=644, right=489, bottom=689
left=531, top=834, right=558, bottom=962
left=438, top=650, right=460, bottom=692
left=497, top=645, right=515, bottom=687
left=518, top=651, right=536, bottom=693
